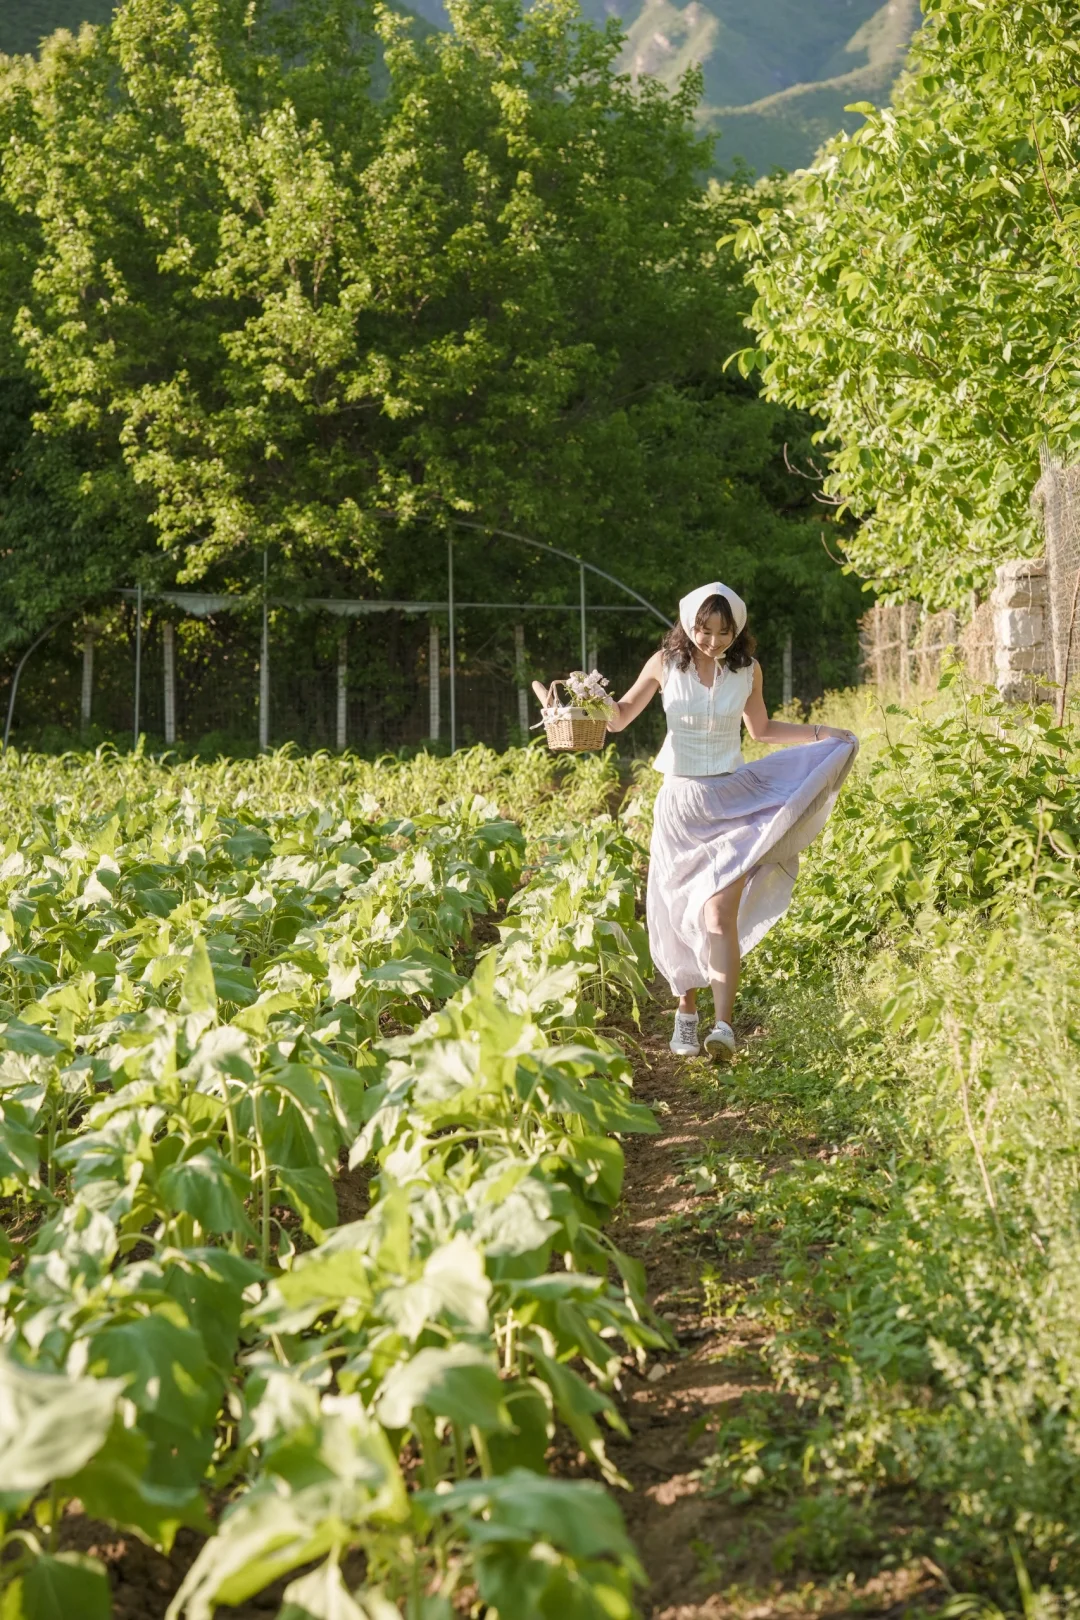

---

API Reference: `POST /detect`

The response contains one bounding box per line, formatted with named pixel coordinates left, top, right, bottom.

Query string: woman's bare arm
left=604, top=651, right=664, bottom=732
left=742, top=662, right=854, bottom=744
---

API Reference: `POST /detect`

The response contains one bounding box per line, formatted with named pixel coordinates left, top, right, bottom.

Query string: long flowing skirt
left=646, top=738, right=857, bottom=996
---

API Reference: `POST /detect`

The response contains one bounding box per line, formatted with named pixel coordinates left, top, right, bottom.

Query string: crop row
left=0, top=762, right=657, bottom=1618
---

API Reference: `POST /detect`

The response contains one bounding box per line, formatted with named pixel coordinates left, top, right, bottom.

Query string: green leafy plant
left=0, top=740, right=657, bottom=1616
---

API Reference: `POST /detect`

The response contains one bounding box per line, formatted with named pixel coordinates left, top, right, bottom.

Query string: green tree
left=9, top=13, right=832, bottom=584
left=2, top=0, right=707, bottom=572
left=0, top=378, right=151, bottom=654
left=732, top=0, right=1080, bottom=607
left=0, top=0, right=862, bottom=703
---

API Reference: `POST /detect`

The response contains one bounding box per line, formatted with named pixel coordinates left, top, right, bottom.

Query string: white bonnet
left=678, top=582, right=747, bottom=640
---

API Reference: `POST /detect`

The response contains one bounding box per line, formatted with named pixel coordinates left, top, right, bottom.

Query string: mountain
left=695, top=0, right=921, bottom=175
left=1, top=0, right=919, bottom=175
left=406, top=0, right=921, bottom=175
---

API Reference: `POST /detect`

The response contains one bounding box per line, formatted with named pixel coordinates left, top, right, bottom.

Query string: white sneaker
left=669, top=1011, right=700, bottom=1057
left=703, top=1021, right=736, bottom=1062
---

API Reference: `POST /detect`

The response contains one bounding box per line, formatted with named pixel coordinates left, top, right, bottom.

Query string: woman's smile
left=694, top=610, right=735, bottom=659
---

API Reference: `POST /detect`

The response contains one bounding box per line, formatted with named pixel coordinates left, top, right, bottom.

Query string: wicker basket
left=535, top=680, right=609, bottom=753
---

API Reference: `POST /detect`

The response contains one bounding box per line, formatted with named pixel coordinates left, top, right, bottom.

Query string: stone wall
left=857, top=559, right=1052, bottom=703
left=992, top=557, right=1051, bottom=703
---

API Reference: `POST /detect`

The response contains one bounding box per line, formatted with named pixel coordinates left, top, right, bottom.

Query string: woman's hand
left=603, top=694, right=624, bottom=732
left=815, top=725, right=857, bottom=744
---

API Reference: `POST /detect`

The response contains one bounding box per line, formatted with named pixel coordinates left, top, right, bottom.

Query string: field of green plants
left=3, top=682, right=1080, bottom=1617
left=0, top=742, right=660, bottom=1617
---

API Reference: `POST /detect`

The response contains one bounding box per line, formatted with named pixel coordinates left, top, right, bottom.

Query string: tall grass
left=688, top=678, right=1080, bottom=1600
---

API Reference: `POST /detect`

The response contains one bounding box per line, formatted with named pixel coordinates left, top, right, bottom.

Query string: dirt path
left=608, top=999, right=938, bottom=1620
left=608, top=1003, right=779, bottom=1619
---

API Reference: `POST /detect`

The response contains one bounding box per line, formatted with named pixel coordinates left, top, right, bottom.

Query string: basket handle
left=531, top=678, right=578, bottom=731
left=531, top=679, right=566, bottom=709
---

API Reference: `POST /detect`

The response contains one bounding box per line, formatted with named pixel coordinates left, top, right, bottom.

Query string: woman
left=605, top=582, right=857, bottom=1061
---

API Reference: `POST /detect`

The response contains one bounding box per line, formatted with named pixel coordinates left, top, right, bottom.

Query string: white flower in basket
left=531, top=670, right=616, bottom=752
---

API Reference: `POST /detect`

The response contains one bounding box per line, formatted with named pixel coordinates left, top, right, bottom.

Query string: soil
left=603, top=995, right=943, bottom=1620
left=29, top=1518, right=278, bottom=1620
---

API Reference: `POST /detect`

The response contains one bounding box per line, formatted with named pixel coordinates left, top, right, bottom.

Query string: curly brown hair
left=661, top=592, right=756, bottom=672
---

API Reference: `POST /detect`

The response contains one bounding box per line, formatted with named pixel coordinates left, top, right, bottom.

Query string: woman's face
left=693, top=611, right=735, bottom=660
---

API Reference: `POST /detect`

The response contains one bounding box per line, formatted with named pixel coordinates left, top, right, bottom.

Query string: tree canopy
left=0, top=0, right=861, bottom=695
left=733, top=0, right=1080, bottom=607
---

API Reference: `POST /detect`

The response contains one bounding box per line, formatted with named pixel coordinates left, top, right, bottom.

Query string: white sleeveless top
left=653, top=658, right=754, bottom=777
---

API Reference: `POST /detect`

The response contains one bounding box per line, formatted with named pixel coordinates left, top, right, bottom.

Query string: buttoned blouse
left=652, top=658, right=754, bottom=777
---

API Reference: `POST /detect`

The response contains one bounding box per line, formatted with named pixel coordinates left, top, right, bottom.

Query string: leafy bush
left=736, top=1, right=1080, bottom=602
left=697, top=683, right=1080, bottom=1596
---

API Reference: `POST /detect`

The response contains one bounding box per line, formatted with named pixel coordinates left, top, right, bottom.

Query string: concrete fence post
left=514, top=623, right=528, bottom=736
left=899, top=603, right=910, bottom=703
left=163, top=621, right=176, bottom=745
left=133, top=584, right=143, bottom=749
left=80, top=627, right=94, bottom=740
left=992, top=558, right=1050, bottom=703
left=428, top=622, right=441, bottom=742
left=336, top=629, right=348, bottom=751
left=259, top=551, right=270, bottom=752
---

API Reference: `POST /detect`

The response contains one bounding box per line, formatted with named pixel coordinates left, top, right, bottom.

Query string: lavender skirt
left=646, top=738, right=857, bottom=996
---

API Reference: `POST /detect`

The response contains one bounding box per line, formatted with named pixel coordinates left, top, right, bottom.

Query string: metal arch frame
left=2, top=521, right=670, bottom=756
left=424, top=516, right=673, bottom=752
left=444, top=518, right=671, bottom=627
left=2, top=612, right=77, bottom=752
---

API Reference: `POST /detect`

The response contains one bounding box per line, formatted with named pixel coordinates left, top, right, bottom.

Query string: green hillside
left=2, top=0, right=919, bottom=174
left=582, top=0, right=921, bottom=174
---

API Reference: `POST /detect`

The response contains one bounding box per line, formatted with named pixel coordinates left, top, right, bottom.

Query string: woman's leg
left=702, top=875, right=747, bottom=1026
left=677, top=988, right=697, bottom=1015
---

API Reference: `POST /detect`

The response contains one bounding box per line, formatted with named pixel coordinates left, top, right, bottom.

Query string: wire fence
left=4, top=523, right=682, bottom=755
left=1033, top=448, right=1080, bottom=714
left=854, top=453, right=1080, bottom=706
left=28, top=542, right=1056, bottom=753
left=4, top=593, right=671, bottom=758
left=9, top=575, right=1054, bottom=754
left=5, top=498, right=858, bottom=752
left=857, top=599, right=995, bottom=697
left=3, top=585, right=990, bottom=756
